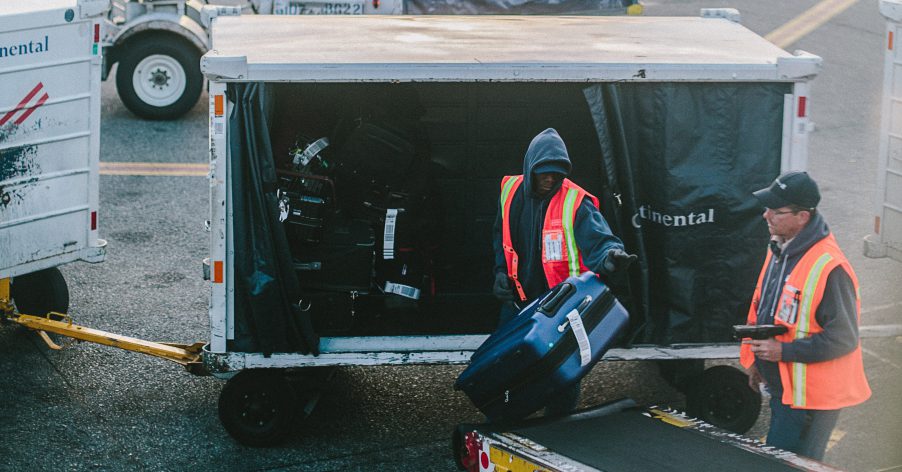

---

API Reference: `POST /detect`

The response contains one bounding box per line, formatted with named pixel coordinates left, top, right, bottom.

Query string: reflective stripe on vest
left=791, top=252, right=833, bottom=408
left=562, top=187, right=581, bottom=277
left=500, top=176, right=519, bottom=222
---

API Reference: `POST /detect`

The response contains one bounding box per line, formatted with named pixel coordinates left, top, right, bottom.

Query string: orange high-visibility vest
left=740, top=233, right=870, bottom=410
left=499, top=175, right=600, bottom=302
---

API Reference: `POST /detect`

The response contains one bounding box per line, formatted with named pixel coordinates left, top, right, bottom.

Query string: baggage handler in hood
left=492, top=128, right=636, bottom=415
left=741, top=171, right=870, bottom=460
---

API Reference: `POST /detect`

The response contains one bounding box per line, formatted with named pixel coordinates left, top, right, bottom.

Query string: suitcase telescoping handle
left=537, top=282, right=575, bottom=317
left=557, top=295, right=593, bottom=333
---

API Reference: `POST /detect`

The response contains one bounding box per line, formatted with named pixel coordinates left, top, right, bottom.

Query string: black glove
left=493, top=273, right=515, bottom=302
left=603, top=248, right=638, bottom=273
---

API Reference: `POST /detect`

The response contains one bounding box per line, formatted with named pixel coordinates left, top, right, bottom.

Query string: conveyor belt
left=511, top=409, right=799, bottom=472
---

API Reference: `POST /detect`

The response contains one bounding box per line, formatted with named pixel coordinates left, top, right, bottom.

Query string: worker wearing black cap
left=492, top=128, right=635, bottom=415
left=740, top=171, right=870, bottom=460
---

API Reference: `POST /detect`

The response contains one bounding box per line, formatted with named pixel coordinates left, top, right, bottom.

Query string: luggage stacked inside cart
left=275, top=116, right=438, bottom=333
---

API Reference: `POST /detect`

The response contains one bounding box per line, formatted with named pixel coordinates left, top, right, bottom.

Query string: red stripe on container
left=213, top=261, right=224, bottom=283
left=13, top=93, right=49, bottom=125
left=0, top=82, right=43, bottom=126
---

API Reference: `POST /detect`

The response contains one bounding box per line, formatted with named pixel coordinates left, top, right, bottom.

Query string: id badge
left=776, top=285, right=800, bottom=324
left=543, top=230, right=565, bottom=262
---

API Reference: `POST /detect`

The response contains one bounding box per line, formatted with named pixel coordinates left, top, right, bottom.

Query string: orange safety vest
left=499, top=175, right=600, bottom=302
left=740, top=233, right=871, bottom=410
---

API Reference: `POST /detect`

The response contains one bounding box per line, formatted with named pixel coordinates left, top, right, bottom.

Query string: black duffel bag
left=331, top=118, right=429, bottom=212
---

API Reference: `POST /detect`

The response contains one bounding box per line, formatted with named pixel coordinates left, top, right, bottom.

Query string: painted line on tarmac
left=860, top=324, right=902, bottom=338
left=861, top=300, right=902, bottom=315
left=765, top=0, right=861, bottom=49
left=861, top=347, right=902, bottom=370
left=826, top=428, right=846, bottom=452
left=100, top=161, right=208, bottom=177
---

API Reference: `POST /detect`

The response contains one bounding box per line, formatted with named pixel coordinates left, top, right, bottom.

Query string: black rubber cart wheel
left=686, top=365, right=761, bottom=434
left=11, top=267, right=69, bottom=316
left=115, top=34, right=203, bottom=120
left=218, top=369, right=298, bottom=447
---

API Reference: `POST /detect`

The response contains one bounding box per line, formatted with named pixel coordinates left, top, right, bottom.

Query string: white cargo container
left=0, top=0, right=109, bottom=315
left=200, top=11, right=821, bottom=445
left=865, top=0, right=902, bottom=263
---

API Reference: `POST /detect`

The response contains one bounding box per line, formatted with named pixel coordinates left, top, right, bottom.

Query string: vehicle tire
left=656, top=359, right=705, bottom=392
left=115, top=35, right=203, bottom=120
left=11, top=267, right=69, bottom=316
left=686, top=365, right=761, bottom=434
left=218, top=369, right=298, bottom=447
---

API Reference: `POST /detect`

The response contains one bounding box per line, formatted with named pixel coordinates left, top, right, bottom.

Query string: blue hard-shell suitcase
left=455, top=272, right=629, bottom=422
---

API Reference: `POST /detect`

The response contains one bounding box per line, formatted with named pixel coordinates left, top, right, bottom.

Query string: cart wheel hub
left=150, top=68, right=170, bottom=88
left=132, top=54, right=186, bottom=107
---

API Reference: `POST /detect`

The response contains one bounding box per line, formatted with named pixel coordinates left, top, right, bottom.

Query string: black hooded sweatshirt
left=492, top=128, right=624, bottom=301
left=753, top=212, right=860, bottom=396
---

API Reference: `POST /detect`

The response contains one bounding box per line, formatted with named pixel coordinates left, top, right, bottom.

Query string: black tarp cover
left=227, top=83, right=318, bottom=354
left=584, top=83, right=790, bottom=344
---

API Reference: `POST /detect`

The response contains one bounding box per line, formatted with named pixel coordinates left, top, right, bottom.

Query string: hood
left=780, top=211, right=830, bottom=260
left=523, top=128, right=572, bottom=199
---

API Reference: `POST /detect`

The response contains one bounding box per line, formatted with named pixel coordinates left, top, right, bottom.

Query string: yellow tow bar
left=1, top=278, right=206, bottom=373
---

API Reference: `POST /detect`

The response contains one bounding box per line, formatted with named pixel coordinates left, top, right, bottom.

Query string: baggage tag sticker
left=566, top=309, right=592, bottom=367
left=383, top=209, right=397, bottom=260
left=543, top=230, right=564, bottom=262
left=277, top=193, right=289, bottom=223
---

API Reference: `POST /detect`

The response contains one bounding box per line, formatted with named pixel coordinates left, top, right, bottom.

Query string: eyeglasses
left=767, top=208, right=798, bottom=216
left=765, top=207, right=811, bottom=216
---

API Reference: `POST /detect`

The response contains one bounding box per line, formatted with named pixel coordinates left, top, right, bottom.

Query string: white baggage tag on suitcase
left=383, top=209, right=398, bottom=259
left=566, top=310, right=592, bottom=367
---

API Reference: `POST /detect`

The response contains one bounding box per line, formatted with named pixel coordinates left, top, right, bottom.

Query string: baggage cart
left=198, top=9, right=822, bottom=444
left=0, top=0, right=109, bottom=318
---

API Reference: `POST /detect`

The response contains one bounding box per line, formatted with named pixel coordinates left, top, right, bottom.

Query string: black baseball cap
left=532, top=160, right=570, bottom=176
left=753, top=171, right=821, bottom=210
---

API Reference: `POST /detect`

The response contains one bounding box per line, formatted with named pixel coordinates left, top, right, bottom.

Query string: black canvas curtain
left=227, top=82, right=318, bottom=355
left=584, top=83, right=789, bottom=344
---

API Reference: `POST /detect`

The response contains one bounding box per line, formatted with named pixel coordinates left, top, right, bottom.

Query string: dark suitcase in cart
left=293, top=217, right=375, bottom=292
left=454, top=272, right=629, bottom=422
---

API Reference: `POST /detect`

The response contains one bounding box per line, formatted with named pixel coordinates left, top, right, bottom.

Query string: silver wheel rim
left=132, top=54, right=186, bottom=108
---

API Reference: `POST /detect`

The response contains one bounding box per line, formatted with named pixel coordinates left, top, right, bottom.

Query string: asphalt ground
left=2, top=1, right=901, bottom=471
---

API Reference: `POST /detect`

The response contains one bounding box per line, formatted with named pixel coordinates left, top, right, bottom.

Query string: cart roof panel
left=0, top=0, right=75, bottom=16
left=202, top=15, right=820, bottom=82
left=0, top=0, right=80, bottom=31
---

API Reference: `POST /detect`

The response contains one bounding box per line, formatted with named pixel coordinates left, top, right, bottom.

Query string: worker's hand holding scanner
left=603, top=248, right=638, bottom=273
left=734, top=324, right=787, bottom=363
left=747, top=338, right=783, bottom=363
left=493, top=273, right=515, bottom=302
